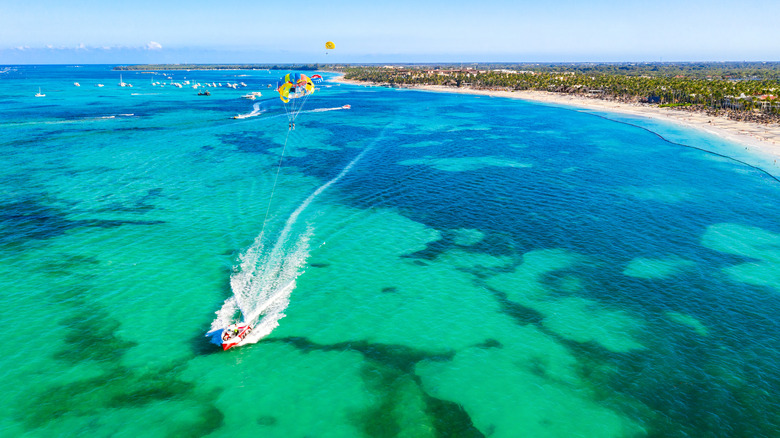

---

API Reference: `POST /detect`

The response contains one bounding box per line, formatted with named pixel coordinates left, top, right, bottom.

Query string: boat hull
left=221, top=323, right=252, bottom=351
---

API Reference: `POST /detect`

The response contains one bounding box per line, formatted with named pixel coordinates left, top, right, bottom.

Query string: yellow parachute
left=325, top=41, right=335, bottom=50
left=276, top=72, right=315, bottom=127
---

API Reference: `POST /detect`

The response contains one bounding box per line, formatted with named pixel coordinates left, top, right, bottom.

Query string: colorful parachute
left=325, top=41, right=335, bottom=50
left=311, top=74, right=323, bottom=84
left=276, top=72, right=315, bottom=126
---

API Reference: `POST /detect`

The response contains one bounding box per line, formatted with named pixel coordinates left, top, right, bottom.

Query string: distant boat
left=118, top=74, right=128, bottom=87
left=198, top=90, right=211, bottom=96
left=242, top=91, right=262, bottom=99
left=35, top=87, right=45, bottom=97
left=74, top=82, right=80, bottom=87
left=96, top=83, right=104, bottom=87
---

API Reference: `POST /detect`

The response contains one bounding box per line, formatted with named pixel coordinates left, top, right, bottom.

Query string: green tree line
left=343, top=64, right=780, bottom=118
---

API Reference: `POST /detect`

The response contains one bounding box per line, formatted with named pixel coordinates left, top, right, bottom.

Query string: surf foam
left=208, top=141, right=370, bottom=347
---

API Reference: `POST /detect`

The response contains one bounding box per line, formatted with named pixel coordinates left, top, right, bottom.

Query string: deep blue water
left=0, top=65, right=778, bottom=437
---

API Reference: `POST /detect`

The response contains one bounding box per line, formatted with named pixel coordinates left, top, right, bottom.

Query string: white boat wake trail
left=234, top=103, right=349, bottom=120
left=208, top=145, right=370, bottom=347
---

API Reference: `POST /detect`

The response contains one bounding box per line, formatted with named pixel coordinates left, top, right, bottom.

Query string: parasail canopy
left=325, top=41, right=335, bottom=50
left=276, top=72, right=316, bottom=126
left=277, top=72, right=314, bottom=103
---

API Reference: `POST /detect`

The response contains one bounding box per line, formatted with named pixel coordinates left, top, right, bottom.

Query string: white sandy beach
left=333, top=75, right=780, bottom=165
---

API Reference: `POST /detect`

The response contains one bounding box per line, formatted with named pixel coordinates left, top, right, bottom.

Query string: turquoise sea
left=1, top=65, right=778, bottom=437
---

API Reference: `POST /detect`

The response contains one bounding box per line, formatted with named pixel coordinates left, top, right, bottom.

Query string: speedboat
left=74, top=82, right=80, bottom=87
left=242, top=91, right=262, bottom=99
left=220, top=323, right=252, bottom=350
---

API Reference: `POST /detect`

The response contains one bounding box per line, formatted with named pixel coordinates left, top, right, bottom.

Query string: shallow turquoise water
left=1, top=65, right=778, bottom=437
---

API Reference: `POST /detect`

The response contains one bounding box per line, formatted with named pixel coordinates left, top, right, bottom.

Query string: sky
left=1, top=0, right=779, bottom=64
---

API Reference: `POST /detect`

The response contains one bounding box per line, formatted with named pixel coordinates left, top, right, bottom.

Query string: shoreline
left=332, top=75, right=780, bottom=166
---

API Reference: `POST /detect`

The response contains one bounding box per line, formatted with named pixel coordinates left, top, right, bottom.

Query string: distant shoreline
left=113, top=64, right=319, bottom=71
left=332, top=74, right=780, bottom=165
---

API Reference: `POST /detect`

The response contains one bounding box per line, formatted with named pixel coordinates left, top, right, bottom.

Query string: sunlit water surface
left=0, top=65, right=778, bottom=437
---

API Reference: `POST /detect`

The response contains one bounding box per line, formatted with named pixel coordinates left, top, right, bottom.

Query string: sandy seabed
left=333, top=75, right=780, bottom=166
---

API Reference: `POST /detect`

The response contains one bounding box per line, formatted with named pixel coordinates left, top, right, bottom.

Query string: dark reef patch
left=0, top=194, right=165, bottom=249
left=219, top=131, right=280, bottom=155
left=55, top=306, right=138, bottom=364
left=20, top=300, right=226, bottom=435
left=473, top=339, right=503, bottom=349
left=270, top=336, right=484, bottom=437
left=95, top=187, right=165, bottom=214
left=425, top=396, right=485, bottom=438
left=484, top=283, right=545, bottom=326
left=273, top=336, right=453, bottom=374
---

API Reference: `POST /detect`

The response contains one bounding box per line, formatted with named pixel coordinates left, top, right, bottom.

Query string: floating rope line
left=258, top=127, right=293, bottom=240
left=570, top=108, right=780, bottom=184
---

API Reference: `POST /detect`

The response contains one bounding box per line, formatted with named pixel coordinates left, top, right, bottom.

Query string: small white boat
left=74, top=82, right=80, bottom=87
left=241, top=93, right=256, bottom=100
left=35, top=87, right=45, bottom=97
left=119, top=74, right=128, bottom=87
left=96, top=83, right=104, bottom=87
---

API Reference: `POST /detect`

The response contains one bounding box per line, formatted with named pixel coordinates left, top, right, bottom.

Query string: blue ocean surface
left=0, top=65, right=778, bottom=437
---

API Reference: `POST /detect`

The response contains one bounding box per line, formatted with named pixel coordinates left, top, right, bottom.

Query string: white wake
left=207, top=144, right=370, bottom=347
left=233, top=103, right=349, bottom=120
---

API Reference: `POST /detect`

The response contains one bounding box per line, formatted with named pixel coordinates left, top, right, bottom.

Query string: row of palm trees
left=344, top=67, right=780, bottom=117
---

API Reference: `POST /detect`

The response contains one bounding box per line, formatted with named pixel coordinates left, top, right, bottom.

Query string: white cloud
left=12, top=42, right=164, bottom=53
